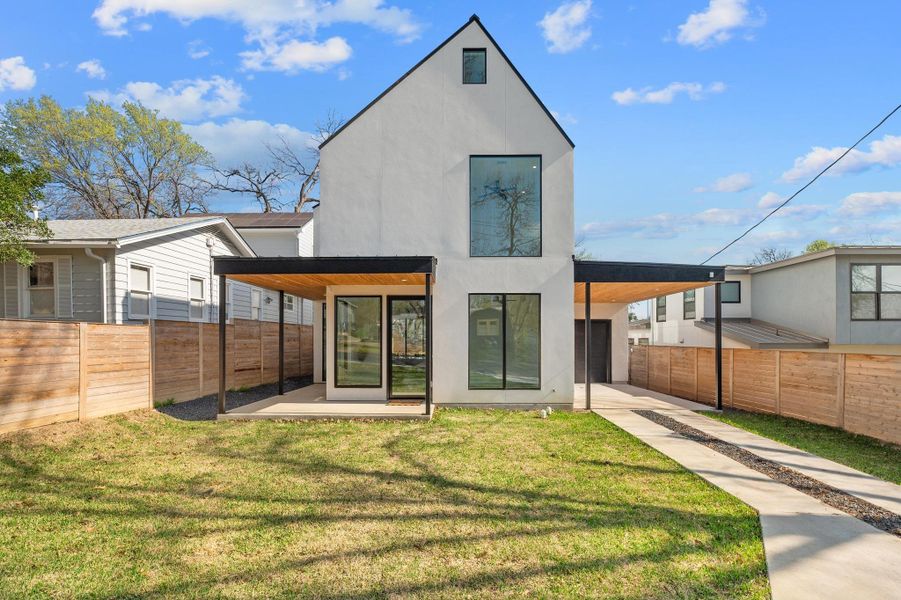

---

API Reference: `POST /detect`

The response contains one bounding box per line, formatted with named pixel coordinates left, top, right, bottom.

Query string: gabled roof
left=204, top=212, right=313, bottom=229
left=26, top=217, right=255, bottom=256
left=320, top=14, right=574, bottom=150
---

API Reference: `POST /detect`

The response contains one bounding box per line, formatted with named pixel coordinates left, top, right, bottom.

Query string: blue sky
left=1, top=1, right=899, bottom=265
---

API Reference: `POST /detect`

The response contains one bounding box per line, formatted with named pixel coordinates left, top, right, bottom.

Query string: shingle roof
left=695, top=319, right=828, bottom=349
left=205, top=212, right=313, bottom=229
left=28, top=217, right=223, bottom=242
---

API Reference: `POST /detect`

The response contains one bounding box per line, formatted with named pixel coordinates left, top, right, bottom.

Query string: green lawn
left=705, top=409, right=901, bottom=485
left=0, top=409, right=769, bottom=598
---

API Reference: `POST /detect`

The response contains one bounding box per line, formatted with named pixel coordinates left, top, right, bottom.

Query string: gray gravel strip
left=157, top=377, right=313, bottom=421
left=633, top=409, right=901, bottom=538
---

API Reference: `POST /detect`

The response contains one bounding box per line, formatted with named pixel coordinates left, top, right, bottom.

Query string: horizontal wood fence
left=0, top=319, right=151, bottom=434
left=152, top=319, right=314, bottom=404
left=629, top=345, right=901, bottom=445
left=1, top=318, right=314, bottom=434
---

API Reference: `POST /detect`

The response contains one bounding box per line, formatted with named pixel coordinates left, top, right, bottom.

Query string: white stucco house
left=649, top=247, right=901, bottom=353
left=2, top=214, right=314, bottom=325
left=214, top=15, right=725, bottom=415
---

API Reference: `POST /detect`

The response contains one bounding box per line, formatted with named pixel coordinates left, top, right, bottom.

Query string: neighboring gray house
left=1, top=215, right=314, bottom=326
left=649, top=247, right=901, bottom=352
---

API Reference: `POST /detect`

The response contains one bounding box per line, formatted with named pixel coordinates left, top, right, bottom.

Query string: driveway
left=591, top=383, right=901, bottom=600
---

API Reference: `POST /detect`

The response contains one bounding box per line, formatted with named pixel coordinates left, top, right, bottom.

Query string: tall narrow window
left=28, top=260, right=55, bottom=317
left=129, top=264, right=151, bottom=319
left=251, top=289, right=262, bottom=320
left=470, top=156, right=541, bottom=257
left=463, top=48, right=486, bottom=84
left=881, top=265, right=901, bottom=319
left=225, top=282, right=233, bottom=323
left=720, top=281, right=741, bottom=303
left=284, top=294, right=295, bottom=312
left=655, top=296, right=666, bottom=322
left=468, top=294, right=540, bottom=390
left=335, top=296, right=381, bottom=387
left=683, top=289, right=696, bottom=320
left=189, top=276, right=205, bottom=321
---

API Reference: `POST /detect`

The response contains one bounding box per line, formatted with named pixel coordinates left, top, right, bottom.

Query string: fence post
left=197, top=321, right=204, bottom=398
left=728, top=349, right=735, bottom=408
left=148, top=320, right=155, bottom=408
left=837, top=353, right=846, bottom=428
left=78, top=322, right=88, bottom=422
left=775, top=350, right=781, bottom=415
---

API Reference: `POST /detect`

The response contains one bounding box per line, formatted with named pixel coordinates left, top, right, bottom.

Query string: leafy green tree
left=0, top=147, right=51, bottom=265
left=1, top=96, right=210, bottom=218
left=805, top=239, right=835, bottom=253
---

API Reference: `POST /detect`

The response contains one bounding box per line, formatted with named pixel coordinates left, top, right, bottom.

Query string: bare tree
left=574, top=234, right=595, bottom=260
left=269, top=111, right=344, bottom=213
left=205, top=163, right=286, bottom=213
left=749, top=247, right=793, bottom=265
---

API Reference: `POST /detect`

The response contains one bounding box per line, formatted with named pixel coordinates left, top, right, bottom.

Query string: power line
left=701, top=103, right=901, bottom=265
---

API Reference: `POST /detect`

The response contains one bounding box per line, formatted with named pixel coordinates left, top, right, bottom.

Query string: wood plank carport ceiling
left=228, top=273, right=429, bottom=300
left=574, top=281, right=715, bottom=304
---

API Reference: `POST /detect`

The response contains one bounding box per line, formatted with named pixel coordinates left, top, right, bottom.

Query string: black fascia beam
left=574, top=260, right=726, bottom=283
left=214, top=256, right=437, bottom=276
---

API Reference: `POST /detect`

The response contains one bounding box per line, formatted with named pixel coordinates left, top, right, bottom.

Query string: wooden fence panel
left=779, top=352, right=842, bottom=426
left=844, top=354, right=901, bottom=445
left=300, top=325, right=314, bottom=377
left=648, top=346, right=670, bottom=394
left=85, top=323, right=151, bottom=418
left=261, top=322, right=280, bottom=384
left=670, top=347, right=697, bottom=401
left=629, top=346, right=648, bottom=388
left=696, top=348, right=732, bottom=407
left=153, top=320, right=202, bottom=403
left=0, top=320, right=80, bottom=434
left=233, top=319, right=262, bottom=389
left=731, top=349, right=778, bottom=413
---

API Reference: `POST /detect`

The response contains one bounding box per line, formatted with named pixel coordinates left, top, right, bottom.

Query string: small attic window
left=463, top=48, right=486, bottom=84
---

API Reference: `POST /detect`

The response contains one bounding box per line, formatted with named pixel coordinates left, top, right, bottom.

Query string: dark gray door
left=574, top=319, right=610, bottom=384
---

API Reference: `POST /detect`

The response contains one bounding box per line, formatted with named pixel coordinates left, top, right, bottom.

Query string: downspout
left=84, top=248, right=108, bottom=323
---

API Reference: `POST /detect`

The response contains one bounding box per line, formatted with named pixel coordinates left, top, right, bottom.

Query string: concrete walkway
left=591, top=384, right=901, bottom=600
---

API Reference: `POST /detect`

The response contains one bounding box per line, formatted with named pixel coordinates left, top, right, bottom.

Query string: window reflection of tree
left=473, top=170, right=540, bottom=256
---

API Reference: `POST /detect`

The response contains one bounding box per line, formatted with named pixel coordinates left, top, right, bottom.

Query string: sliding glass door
left=388, top=297, right=426, bottom=398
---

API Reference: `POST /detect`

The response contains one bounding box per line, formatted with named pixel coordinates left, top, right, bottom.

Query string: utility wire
left=701, top=103, right=901, bottom=265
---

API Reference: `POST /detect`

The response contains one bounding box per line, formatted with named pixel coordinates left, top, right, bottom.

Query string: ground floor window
left=468, top=294, right=540, bottom=390
left=28, top=260, right=56, bottom=317
left=389, top=297, right=426, bottom=398
left=188, top=276, right=205, bottom=321
left=335, top=296, right=382, bottom=387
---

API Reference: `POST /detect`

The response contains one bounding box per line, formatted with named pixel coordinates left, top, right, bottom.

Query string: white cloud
left=694, top=172, right=753, bottom=193
left=551, top=110, right=578, bottom=126
left=837, top=191, right=901, bottom=217
left=76, top=59, right=107, bottom=79
left=0, top=56, right=36, bottom=91
left=539, top=0, right=592, bottom=54
left=781, top=134, right=901, bottom=182
left=240, top=37, right=352, bottom=73
left=187, top=40, right=210, bottom=59
left=675, top=0, right=763, bottom=48
left=757, top=191, right=782, bottom=209
left=184, top=118, right=315, bottom=167
left=611, top=81, right=725, bottom=105
left=92, top=0, right=421, bottom=72
left=89, top=76, right=245, bottom=121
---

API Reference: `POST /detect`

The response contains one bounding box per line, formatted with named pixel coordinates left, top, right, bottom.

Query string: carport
left=574, top=260, right=727, bottom=410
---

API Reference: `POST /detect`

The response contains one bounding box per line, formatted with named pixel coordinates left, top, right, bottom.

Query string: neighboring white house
left=649, top=247, right=901, bottom=353
left=2, top=215, right=314, bottom=325
left=628, top=319, right=650, bottom=346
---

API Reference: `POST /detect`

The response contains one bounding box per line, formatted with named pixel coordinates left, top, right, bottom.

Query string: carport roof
left=574, top=260, right=725, bottom=304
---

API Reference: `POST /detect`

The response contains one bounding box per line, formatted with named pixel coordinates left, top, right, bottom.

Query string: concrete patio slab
left=593, top=386, right=901, bottom=600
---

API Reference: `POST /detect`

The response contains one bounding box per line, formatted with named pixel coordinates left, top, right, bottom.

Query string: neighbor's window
left=251, top=289, right=262, bottom=320
left=129, top=264, right=152, bottom=319
left=225, top=282, right=233, bottom=323
left=28, top=260, right=55, bottom=317
left=463, top=48, right=486, bottom=84
left=470, top=156, right=541, bottom=257
left=720, top=281, right=741, bottom=303
left=851, top=264, right=901, bottom=320
left=655, top=296, right=666, bottom=322
left=468, top=294, right=540, bottom=390
left=638, top=338, right=649, bottom=346
left=335, top=296, right=382, bottom=387
left=189, top=276, right=205, bottom=321
left=284, top=294, right=295, bottom=312
left=683, top=289, right=696, bottom=320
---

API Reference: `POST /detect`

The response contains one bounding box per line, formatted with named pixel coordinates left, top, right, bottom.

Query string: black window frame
left=334, top=295, right=382, bottom=389
left=469, top=155, right=543, bottom=258
left=850, top=263, right=901, bottom=321
left=386, top=295, right=427, bottom=399
left=720, top=281, right=741, bottom=304
left=655, top=296, right=666, bottom=322
left=462, top=48, right=487, bottom=84
left=683, top=289, right=696, bottom=320
left=467, top=293, right=541, bottom=390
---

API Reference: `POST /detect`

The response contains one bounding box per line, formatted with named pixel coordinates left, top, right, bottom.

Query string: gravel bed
left=156, top=376, right=313, bottom=421
left=634, top=409, right=901, bottom=538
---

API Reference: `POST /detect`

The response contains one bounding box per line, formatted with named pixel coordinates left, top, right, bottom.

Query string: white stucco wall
left=317, top=20, right=574, bottom=405
left=574, top=303, right=629, bottom=383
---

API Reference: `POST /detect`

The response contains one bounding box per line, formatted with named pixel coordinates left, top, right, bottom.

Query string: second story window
left=851, top=264, right=901, bottom=320
left=683, top=289, right=696, bottom=319
left=720, top=281, right=741, bottom=303
left=470, top=156, right=541, bottom=257
left=463, top=48, right=486, bottom=84
left=656, top=296, right=666, bottom=322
